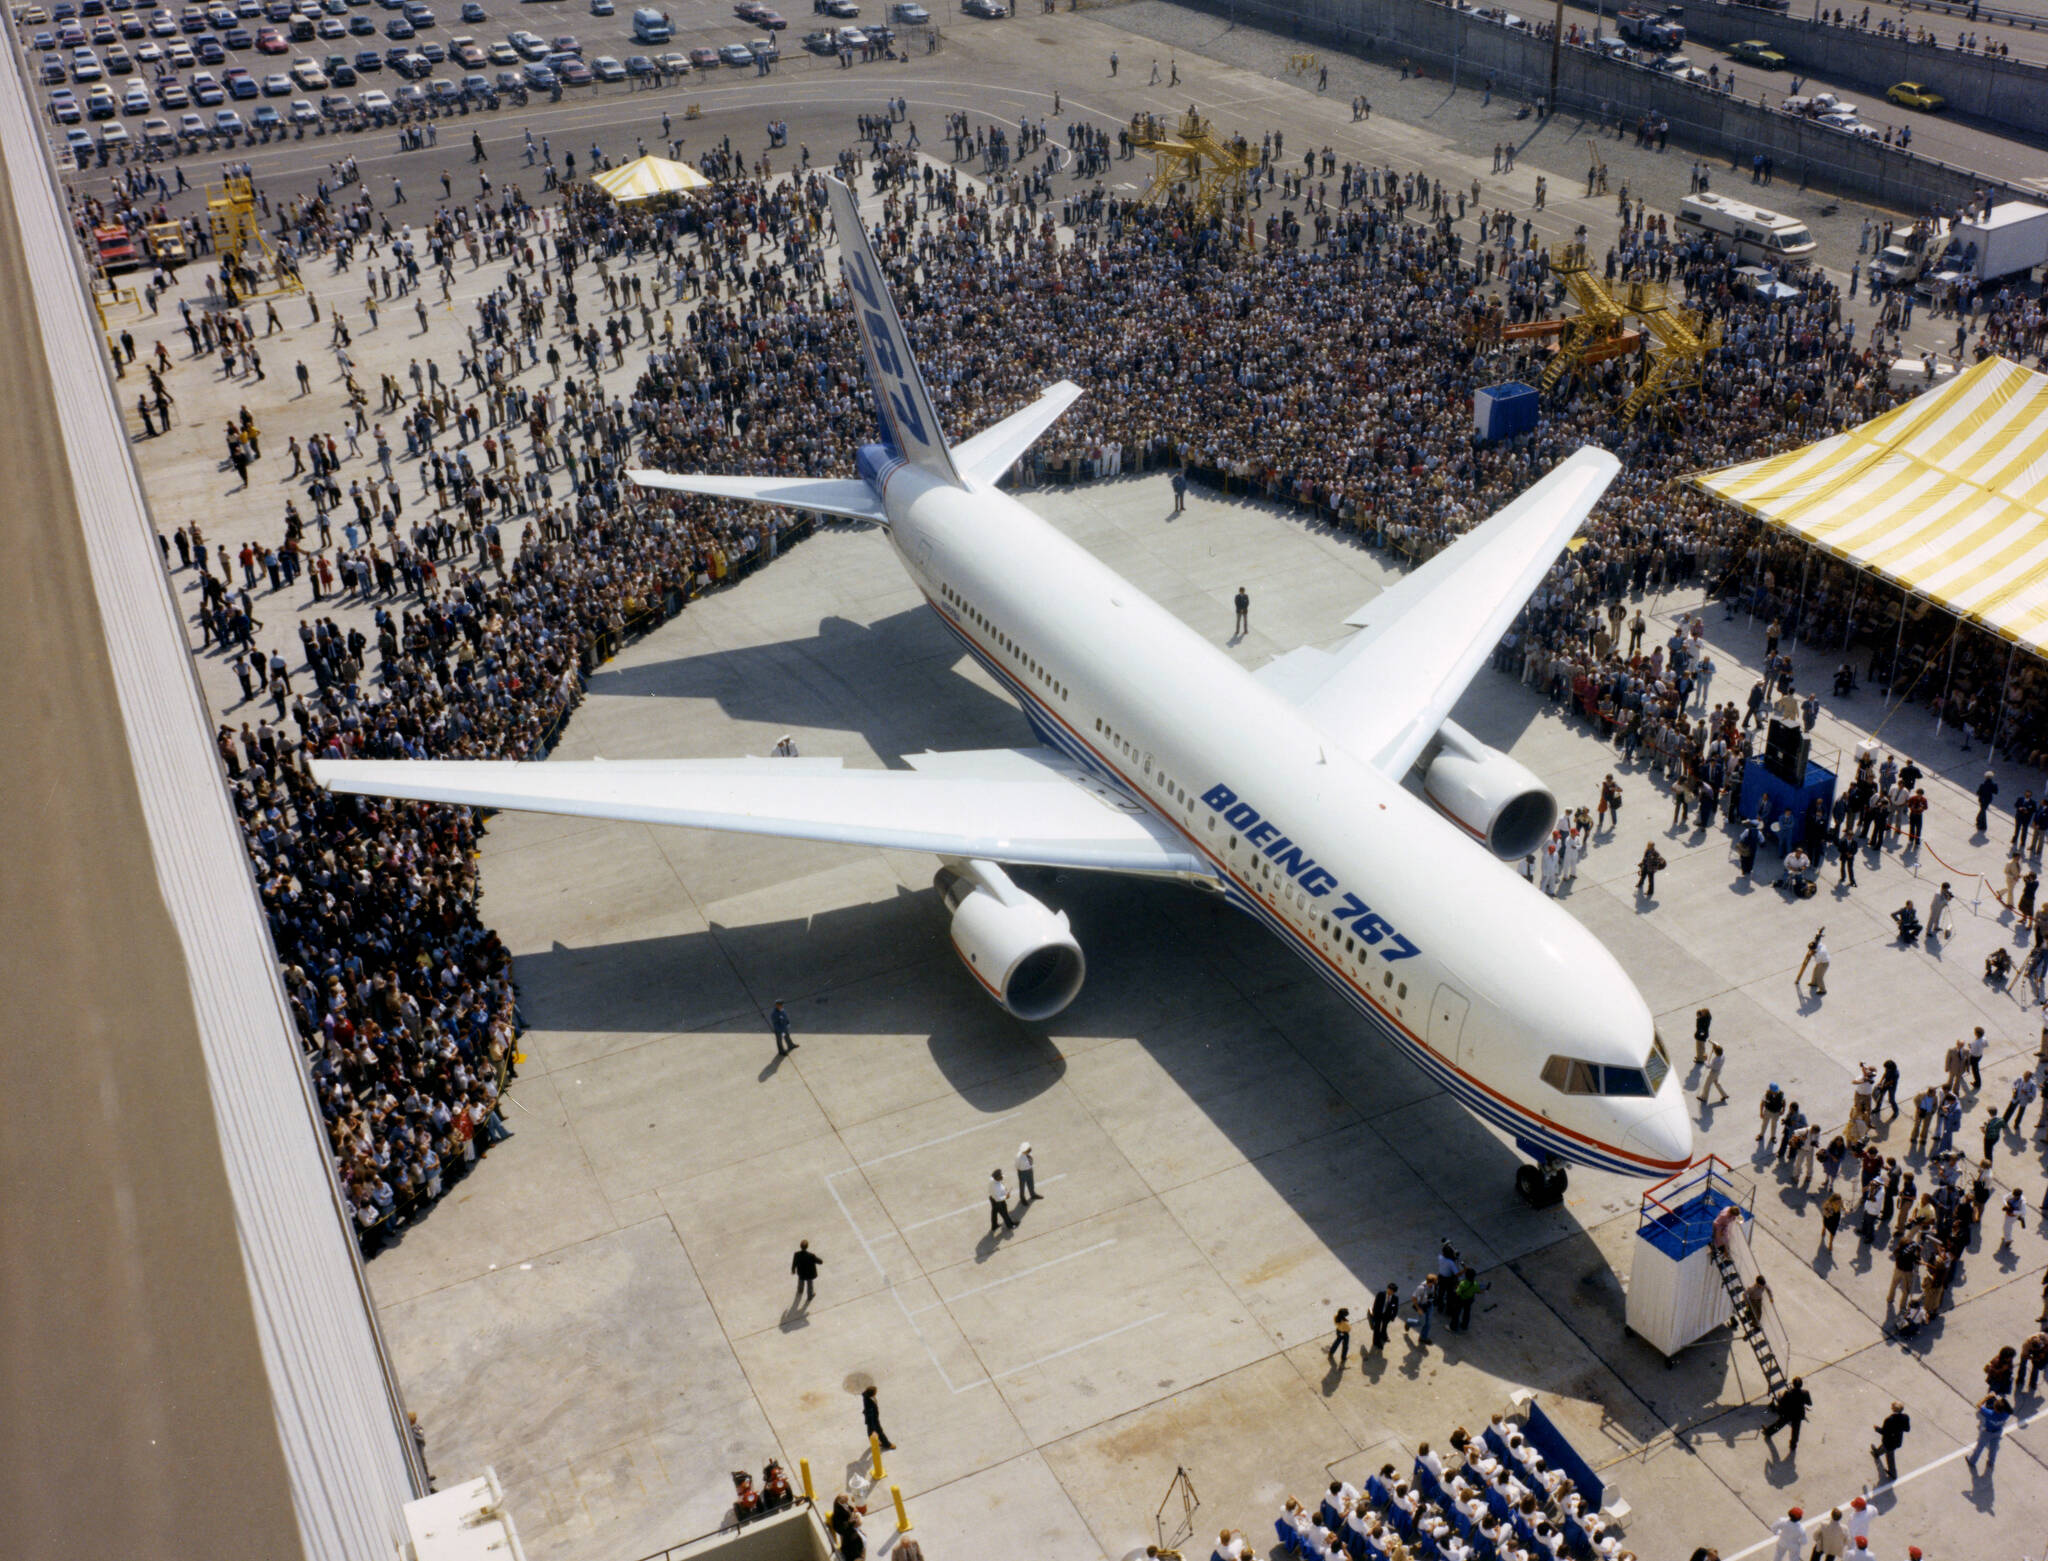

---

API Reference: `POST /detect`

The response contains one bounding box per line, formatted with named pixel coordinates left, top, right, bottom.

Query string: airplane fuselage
left=873, top=462, right=1694, bottom=1179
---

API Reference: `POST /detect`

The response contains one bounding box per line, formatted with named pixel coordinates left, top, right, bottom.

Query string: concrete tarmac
left=352, top=474, right=2048, bottom=1561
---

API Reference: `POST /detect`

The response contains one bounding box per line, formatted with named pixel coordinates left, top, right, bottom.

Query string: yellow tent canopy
left=590, top=154, right=712, bottom=202
left=1690, top=356, right=2048, bottom=653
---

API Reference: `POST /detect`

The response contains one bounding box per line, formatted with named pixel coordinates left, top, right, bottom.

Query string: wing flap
left=311, top=753, right=1205, bottom=874
left=1298, top=447, right=1620, bottom=774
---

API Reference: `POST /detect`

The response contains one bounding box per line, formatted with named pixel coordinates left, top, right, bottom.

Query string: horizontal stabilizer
left=953, top=381, right=1085, bottom=488
left=626, top=471, right=888, bottom=524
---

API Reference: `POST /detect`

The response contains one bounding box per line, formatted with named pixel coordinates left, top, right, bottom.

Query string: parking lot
left=14, top=0, right=956, bottom=165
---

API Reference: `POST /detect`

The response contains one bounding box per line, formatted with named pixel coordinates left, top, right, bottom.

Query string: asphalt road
left=1497, top=0, right=2048, bottom=189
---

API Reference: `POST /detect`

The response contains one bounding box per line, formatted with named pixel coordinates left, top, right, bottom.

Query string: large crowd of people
left=140, top=102, right=2047, bottom=1285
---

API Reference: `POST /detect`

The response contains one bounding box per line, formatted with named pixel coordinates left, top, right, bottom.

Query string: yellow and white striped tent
left=589, top=154, right=712, bottom=202
left=1691, top=356, right=2048, bottom=652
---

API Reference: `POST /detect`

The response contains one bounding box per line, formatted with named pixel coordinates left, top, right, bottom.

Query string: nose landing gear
left=1514, top=1156, right=1569, bottom=1207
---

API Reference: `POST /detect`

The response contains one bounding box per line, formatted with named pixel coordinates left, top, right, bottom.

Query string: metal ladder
left=1712, top=1245, right=1788, bottom=1398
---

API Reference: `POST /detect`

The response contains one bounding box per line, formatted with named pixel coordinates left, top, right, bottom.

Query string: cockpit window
left=1541, top=1056, right=1599, bottom=1095
left=1645, top=1032, right=1671, bottom=1093
left=1542, top=1053, right=1657, bottom=1097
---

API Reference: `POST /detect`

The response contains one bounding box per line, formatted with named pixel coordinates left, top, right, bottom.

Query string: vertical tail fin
left=826, top=175, right=963, bottom=489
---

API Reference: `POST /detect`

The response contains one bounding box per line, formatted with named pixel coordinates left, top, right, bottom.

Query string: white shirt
left=1770, top=1514, right=1807, bottom=1559
left=1846, top=1506, right=1872, bottom=1542
left=1017, top=1148, right=1034, bottom=1177
left=988, top=1175, right=1009, bottom=1202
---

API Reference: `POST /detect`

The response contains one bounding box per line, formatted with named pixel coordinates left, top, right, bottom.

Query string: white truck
left=1616, top=5, right=1683, bottom=49
left=1949, top=201, right=2048, bottom=283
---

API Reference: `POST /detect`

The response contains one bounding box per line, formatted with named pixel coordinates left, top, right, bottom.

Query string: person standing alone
left=1871, top=1400, right=1909, bottom=1482
left=1016, top=1142, right=1038, bottom=1203
left=861, top=1385, right=894, bottom=1453
left=1324, top=1307, right=1352, bottom=1369
left=790, top=1240, right=822, bottom=1308
left=1233, top=586, right=1250, bottom=637
left=770, top=999, right=797, bottom=1055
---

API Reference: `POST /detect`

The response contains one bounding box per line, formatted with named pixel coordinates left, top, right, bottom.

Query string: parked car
left=250, top=101, right=280, bottom=125
left=103, top=41, right=134, bottom=69
left=348, top=11, right=374, bottom=28
left=177, top=108, right=204, bottom=131
left=261, top=69, right=290, bottom=90
left=141, top=114, right=176, bottom=140
left=623, top=51, right=653, bottom=73
left=549, top=31, right=579, bottom=50
left=588, top=0, right=611, bottom=11
left=222, top=22, right=250, bottom=42
left=686, top=43, right=716, bottom=66
left=889, top=1, right=925, bottom=19
left=155, top=76, right=188, bottom=103
left=383, top=14, right=411, bottom=33
left=551, top=52, right=589, bottom=81
left=353, top=46, right=381, bottom=67
left=459, top=0, right=484, bottom=15
left=1728, top=38, right=1786, bottom=68
left=324, top=55, right=356, bottom=80
left=50, top=89, right=83, bottom=122
left=359, top=84, right=392, bottom=111
left=1886, top=80, right=1944, bottom=111
left=486, top=40, right=515, bottom=62
left=961, top=0, right=1004, bottom=15
left=820, top=0, right=856, bottom=14
left=590, top=51, right=623, bottom=77
left=718, top=39, right=751, bottom=63
left=212, top=104, right=242, bottom=130
left=801, top=26, right=833, bottom=50
left=394, top=79, right=426, bottom=104
left=654, top=49, right=687, bottom=71
left=508, top=26, right=545, bottom=54
left=520, top=58, right=553, bottom=85
left=189, top=69, right=223, bottom=101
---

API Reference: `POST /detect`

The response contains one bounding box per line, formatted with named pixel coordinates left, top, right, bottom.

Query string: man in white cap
left=1768, top=1507, right=1805, bottom=1561
left=1016, top=1142, right=1038, bottom=1203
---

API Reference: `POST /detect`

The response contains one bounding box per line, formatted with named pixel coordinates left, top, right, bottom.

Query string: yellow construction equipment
left=1541, top=249, right=1719, bottom=420
left=1128, top=109, right=1256, bottom=226
left=207, top=174, right=303, bottom=299
left=1541, top=244, right=1627, bottom=391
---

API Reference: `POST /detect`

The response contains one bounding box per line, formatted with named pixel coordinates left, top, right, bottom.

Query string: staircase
left=1711, top=1244, right=1788, bottom=1398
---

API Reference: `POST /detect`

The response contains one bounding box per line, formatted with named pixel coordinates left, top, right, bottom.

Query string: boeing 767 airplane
left=315, top=177, right=1693, bottom=1202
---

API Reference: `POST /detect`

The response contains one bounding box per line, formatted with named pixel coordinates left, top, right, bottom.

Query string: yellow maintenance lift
left=1541, top=246, right=1720, bottom=421
left=207, top=175, right=303, bottom=298
left=1128, top=110, right=1256, bottom=223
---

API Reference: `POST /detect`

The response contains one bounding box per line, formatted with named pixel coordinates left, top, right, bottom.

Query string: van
left=1676, top=192, right=1815, bottom=266
left=631, top=6, right=669, bottom=40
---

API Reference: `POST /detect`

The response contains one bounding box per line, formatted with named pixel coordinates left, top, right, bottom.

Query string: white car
left=833, top=23, right=864, bottom=46
left=291, top=57, right=329, bottom=87
left=123, top=80, right=151, bottom=110
left=359, top=86, right=392, bottom=111
left=289, top=95, right=319, bottom=121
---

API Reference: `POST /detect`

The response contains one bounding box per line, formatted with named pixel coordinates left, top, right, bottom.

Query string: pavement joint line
left=898, top=1173, right=1070, bottom=1231
left=848, top=1109, right=1024, bottom=1168
left=1719, top=1398, right=2048, bottom=1560
left=825, top=1161, right=894, bottom=1287
left=988, top=1311, right=1169, bottom=1383
left=908, top=1235, right=1115, bottom=1310
left=889, top=1282, right=992, bottom=1396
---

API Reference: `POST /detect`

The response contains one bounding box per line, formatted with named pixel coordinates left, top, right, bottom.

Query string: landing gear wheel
left=1515, top=1160, right=1568, bottom=1207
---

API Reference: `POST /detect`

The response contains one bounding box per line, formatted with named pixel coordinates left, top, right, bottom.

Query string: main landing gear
left=1514, top=1156, right=1569, bottom=1208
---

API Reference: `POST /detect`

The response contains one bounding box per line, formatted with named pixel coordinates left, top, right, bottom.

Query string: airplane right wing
left=311, top=749, right=1206, bottom=876
left=1260, top=447, right=1620, bottom=775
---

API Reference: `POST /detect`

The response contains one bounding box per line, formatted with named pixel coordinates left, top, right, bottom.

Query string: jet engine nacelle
left=934, top=860, right=1085, bottom=1022
left=1422, top=719, right=1558, bottom=861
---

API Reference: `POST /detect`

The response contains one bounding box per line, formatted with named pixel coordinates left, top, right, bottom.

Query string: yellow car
left=1729, top=39, right=1787, bottom=68
left=1887, top=80, right=1945, bottom=111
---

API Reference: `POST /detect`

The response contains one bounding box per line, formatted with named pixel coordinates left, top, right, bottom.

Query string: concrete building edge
left=0, top=48, right=426, bottom=1561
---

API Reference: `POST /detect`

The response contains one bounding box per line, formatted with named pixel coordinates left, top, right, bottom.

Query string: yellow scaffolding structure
left=206, top=175, right=303, bottom=299
left=1540, top=248, right=1720, bottom=421
left=1127, top=110, right=1256, bottom=225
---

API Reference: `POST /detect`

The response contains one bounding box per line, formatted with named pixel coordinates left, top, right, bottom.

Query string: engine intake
left=1422, top=719, right=1558, bottom=860
left=934, top=861, right=1086, bottom=1022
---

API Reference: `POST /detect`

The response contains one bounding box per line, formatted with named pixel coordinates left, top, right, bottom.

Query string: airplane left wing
left=1271, top=447, right=1619, bottom=776
left=310, top=749, right=1207, bottom=875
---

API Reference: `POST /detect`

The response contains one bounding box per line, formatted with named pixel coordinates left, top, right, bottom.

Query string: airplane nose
left=1626, top=1101, right=1694, bottom=1170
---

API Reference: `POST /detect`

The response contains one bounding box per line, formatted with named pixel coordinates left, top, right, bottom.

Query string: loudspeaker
left=1765, top=719, right=1810, bottom=784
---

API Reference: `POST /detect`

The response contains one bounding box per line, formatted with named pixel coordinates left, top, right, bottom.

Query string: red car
left=755, top=7, right=785, bottom=25
left=255, top=25, right=286, bottom=50
left=732, top=0, right=768, bottom=18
